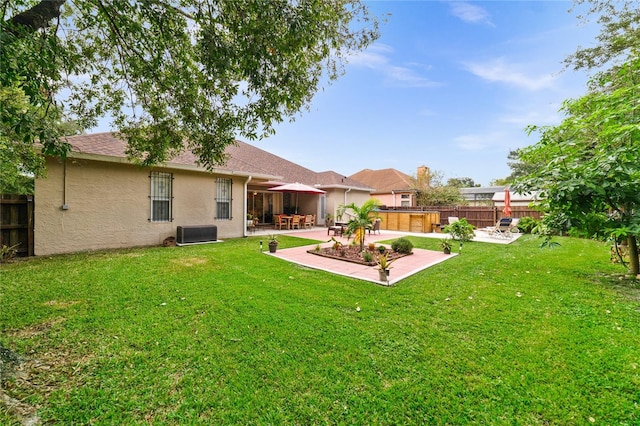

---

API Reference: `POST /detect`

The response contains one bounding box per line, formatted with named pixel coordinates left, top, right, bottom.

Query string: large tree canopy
left=515, top=0, right=640, bottom=275
left=411, top=168, right=466, bottom=207
left=1, top=0, right=379, bottom=182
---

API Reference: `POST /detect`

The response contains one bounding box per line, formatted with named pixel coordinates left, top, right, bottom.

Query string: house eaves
left=58, top=133, right=281, bottom=181
left=316, top=183, right=373, bottom=192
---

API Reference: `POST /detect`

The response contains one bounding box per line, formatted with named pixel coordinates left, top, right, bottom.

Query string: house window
left=150, top=171, right=173, bottom=222
left=401, top=194, right=410, bottom=207
left=216, top=178, right=232, bottom=219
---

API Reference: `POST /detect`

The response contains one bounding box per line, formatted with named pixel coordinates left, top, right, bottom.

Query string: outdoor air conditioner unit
left=176, top=225, right=217, bottom=245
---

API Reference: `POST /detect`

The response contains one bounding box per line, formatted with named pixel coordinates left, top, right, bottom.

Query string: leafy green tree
left=412, top=168, right=465, bottom=206
left=489, top=177, right=509, bottom=186
left=565, top=0, right=639, bottom=71
left=338, top=198, right=381, bottom=252
left=447, top=177, right=478, bottom=188
left=516, top=22, right=640, bottom=274
left=516, top=0, right=640, bottom=275
left=491, top=148, right=543, bottom=187
left=1, top=0, right=379, bottom=183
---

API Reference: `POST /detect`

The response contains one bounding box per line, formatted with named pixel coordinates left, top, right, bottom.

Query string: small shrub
left=362, top=251, right=373, bottom=262
left=392, top=237, right=413, bottom=254
left=377, top=246, right=386, bottom=254
left=517, top=216, right=539, bottom=234
left=0, top=244, right=19, bottom=263
left=443, top=218, right=475, bottom=242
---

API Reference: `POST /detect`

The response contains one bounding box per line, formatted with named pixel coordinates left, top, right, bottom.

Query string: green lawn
left=1, top=235, right=639, bottom=424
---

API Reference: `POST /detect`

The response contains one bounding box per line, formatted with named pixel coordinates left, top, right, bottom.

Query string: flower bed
left=306, top=245, right=411, bottom=266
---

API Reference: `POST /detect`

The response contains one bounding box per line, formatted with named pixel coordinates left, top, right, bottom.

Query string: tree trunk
left=628, top=235, right=639, bottom=276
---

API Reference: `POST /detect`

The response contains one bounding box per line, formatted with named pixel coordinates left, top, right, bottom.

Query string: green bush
left=516, top=216, right=538, bottom=234
left=392, top=237, right=414, bottom=254
left=443, top=218, right=475, bottom=242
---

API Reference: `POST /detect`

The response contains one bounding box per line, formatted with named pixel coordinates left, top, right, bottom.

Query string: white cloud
left=499, top=107, right=564, bottom=128
left=454, top=131, right=509, bottom=151
left=464, top=57, right=557, bottom=91
left=348, top=44, right=441, bottom=88
left=449, top=2, right=494, bottom=27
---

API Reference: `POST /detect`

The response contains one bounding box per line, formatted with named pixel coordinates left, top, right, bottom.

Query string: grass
left=1, top=234, right=639, bottom=424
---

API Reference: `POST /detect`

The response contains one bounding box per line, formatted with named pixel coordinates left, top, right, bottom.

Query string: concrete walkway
left=250, top=226, right=522, bottom=286
left=259, top=228, right=452, bottom=286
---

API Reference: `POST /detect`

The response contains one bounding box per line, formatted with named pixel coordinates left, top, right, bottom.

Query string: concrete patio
left=252, top=227, right=522, bottom=285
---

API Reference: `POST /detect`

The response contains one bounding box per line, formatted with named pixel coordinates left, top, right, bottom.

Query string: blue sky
left=259, top=1, right=600, bottom=186
left=86, top=1, right=600, bottom=186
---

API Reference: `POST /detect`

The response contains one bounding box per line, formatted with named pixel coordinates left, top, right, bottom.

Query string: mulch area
left=306, top=245, right=410, bottom=266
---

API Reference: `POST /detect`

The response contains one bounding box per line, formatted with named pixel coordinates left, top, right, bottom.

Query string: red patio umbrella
left=503, top=187, right=512, bottom=217
left=268, top=182, right=325, bottom=214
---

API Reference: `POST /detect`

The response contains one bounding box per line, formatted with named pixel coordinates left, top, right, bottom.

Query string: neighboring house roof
left=459, top=186, right=506, bottom=202
left=348, top=168, right=414, bottom=194
left=61, top=132, right=372, bottom=190
left=315, top=171, right=374, bottom=191
left=492, top=190, right=541, bottom=203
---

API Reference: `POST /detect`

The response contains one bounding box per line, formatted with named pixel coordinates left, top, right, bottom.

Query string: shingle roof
left=315, top=171, right=373, bottom=190
left=348, top=168, right=414, bottom=194
left=61, top=132, right=372, bottom=189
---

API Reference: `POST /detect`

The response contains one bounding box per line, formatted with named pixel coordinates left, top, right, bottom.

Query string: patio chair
left=291, top=215, right=301, bottom=230
left=508, top=218, right=520, bottom=233
left=276, top=214, right=288, bottom=230
left=304, top=214, right=314, bottom=229
left=488, top=218, right=513, bottom=238
left=367, top=218, right=381, bottom=235
left=447, top=217, right=459, bottom=225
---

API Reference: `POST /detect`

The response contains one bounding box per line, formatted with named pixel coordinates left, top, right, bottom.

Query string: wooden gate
left=1, top=194, right=34, bottom=257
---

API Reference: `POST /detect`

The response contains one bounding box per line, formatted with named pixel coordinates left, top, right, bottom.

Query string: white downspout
left=244, top=176, right=252, bottom=237
left=341, top=187, right=352, bottom=222
left=391, top=190, right=395, bottom=208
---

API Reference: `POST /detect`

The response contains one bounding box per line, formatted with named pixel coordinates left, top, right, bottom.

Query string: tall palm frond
left=338, top=198, right=382, bottom=251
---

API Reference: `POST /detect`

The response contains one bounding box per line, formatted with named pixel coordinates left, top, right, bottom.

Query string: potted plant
left=325, top=213, right=335, bottom=227
left=267, top=234, right=279, bottom=253
left=375, top=252, right=394, bottom=282
left=440, top=238, right=452, bottom=254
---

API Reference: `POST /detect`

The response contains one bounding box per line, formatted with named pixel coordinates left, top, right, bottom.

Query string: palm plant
left=337, top=198, right=382, bottom=252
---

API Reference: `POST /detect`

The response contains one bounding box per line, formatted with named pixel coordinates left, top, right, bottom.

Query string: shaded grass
left=1, top=235, right=639, bottom=424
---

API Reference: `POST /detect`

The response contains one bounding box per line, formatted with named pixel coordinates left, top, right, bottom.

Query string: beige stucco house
left=35, top=133, right=372, bottom=255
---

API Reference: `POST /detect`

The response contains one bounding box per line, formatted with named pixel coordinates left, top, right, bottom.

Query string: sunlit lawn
left=1, top=234, right=639, bottom=424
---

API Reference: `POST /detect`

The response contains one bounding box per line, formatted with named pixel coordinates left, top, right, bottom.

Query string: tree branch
left=8, top=0, right=67, bottom=35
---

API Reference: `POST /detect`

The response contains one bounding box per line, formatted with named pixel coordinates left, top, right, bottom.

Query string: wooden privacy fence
left=378, top=205, right=542, bottom=231
left=1, top=194, right=34, bottom=257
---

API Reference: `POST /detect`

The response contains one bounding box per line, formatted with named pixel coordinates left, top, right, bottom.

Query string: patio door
left=317, top=194, right=326, bottom=226
left=248, top=191, right=274, bottom=225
